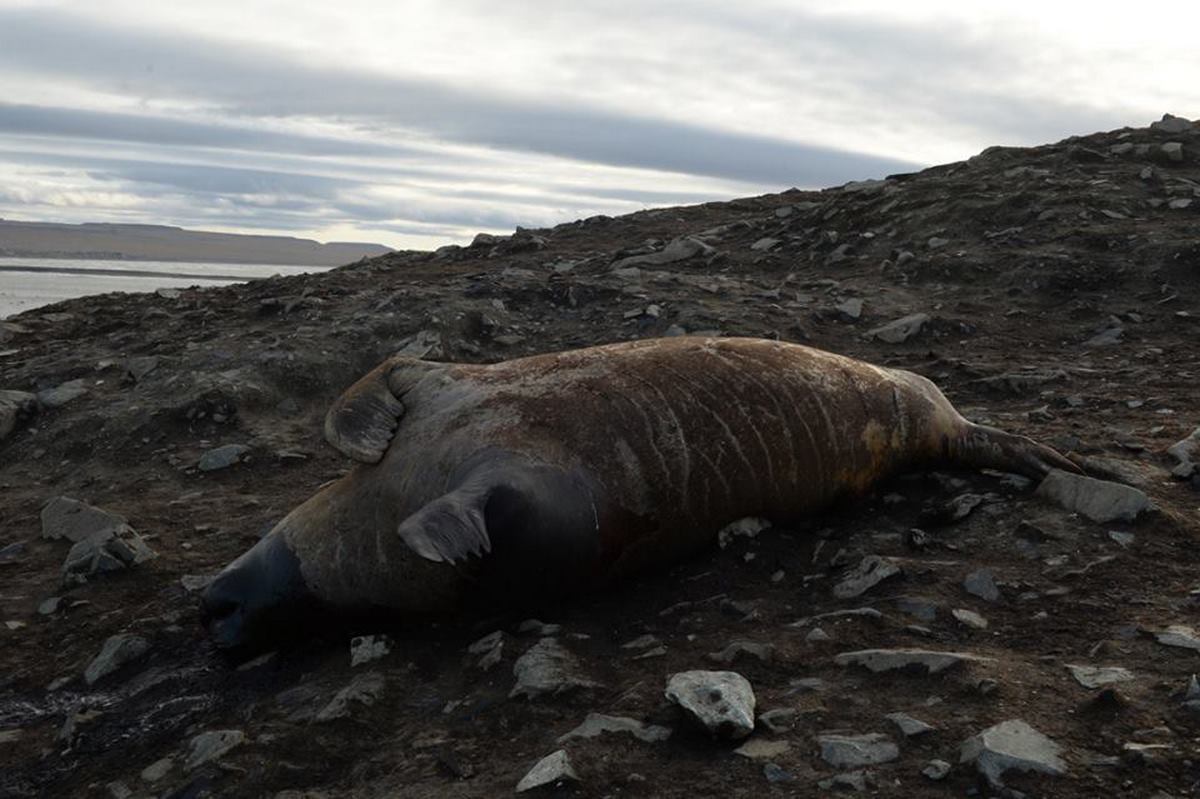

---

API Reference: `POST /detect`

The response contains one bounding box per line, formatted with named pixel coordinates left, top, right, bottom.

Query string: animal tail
left=949, top=423, right=1080, bottom=480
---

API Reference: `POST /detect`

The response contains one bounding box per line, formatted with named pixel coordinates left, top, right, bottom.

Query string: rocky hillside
left=1, top=114, right=1199, bottom=798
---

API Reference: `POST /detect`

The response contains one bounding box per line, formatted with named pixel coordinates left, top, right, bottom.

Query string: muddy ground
left=2, top=118, right=1200, bottom=798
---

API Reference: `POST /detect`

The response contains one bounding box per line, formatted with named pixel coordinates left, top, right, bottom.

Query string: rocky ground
left=2, top=114, right=1200, bottom=799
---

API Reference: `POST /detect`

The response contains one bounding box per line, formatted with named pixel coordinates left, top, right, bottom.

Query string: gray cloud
left=0, top=8, right=920, bottom=185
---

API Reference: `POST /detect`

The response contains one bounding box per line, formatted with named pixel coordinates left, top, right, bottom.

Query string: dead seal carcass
left=201, top=337, right=1073, bottom=649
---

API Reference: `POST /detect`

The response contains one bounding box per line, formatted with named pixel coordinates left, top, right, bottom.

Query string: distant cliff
left=0, top=219, right=392, bottom=266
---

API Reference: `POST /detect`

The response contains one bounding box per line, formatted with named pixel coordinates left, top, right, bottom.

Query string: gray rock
left=41, top=496, right=126, bottom=543
left=125, top=356, right=159, bottom=383
left=611, top=236, right=714, bottom=269
left=818, top=770, right=869, bottom=791
left=750, top=237, right=782, bottom=252
left=1036, top=469, right=1153, bottom=523
left=665, top=670, right=756, bottom=739
left=349, top=635, right=392, bottom=668
left=960, top=719, right=1067, bottom=787
left=835, top=298, right=864, bottom=319
left=515, top=749, right=578, bottom=792
left=1166, top=427, right=1200, bottom=478
left=1108, top=530, right=1135, bottom=548
left=197, top=443, right=251, bottom=471
left=833, top=555, right=901, bottom=599
left=867, top=313, right=929, bottom=344
left=0, top=390, right=37, bottom=440
left=927, top=236, right=950, bottom=249
left=1161, top=142, right=1185, bottom=163
left=62, top=522, right=156, bottom=580
left=84, top=633, right=151, bottom=685
left=184, top=729, right=245, bottom=771
left=963, top=568, right=1000, bottom=602
left=835, top=648, right=993, bottom=674
left=818, top=732, right=899, bottom=768
left=140, top=757, right=174, bottom=783
left=510, top=637, right=599, bottom=699
left=1066, top=664, right=1134, bottom=689
left=36, top=378, right=88, bottom=408
left=806, top=626, right=832, bottom=643
left=557, top=713, right=671, bottom=744
left=734, top=738, right=790, bottom=760
left=952, top=608, right=989, bottom=630
left=922, top=759, right=952, bottom=780
left=886, top=712, right=935, bottom=737
left=1186, top=674, right=1200, bottom=701
left=757, top=707, right=797, bottom=734
left=707, top=641, right=775, bottom=665
left=1151, top=114, right=1195, bottom=134
left=38, top=597, right=61, bottom=615
left=1154, top=625, right=1200, bottom=652
left=763, top=762, right=794, bottom=783
left=315, top=672, right=385, bottom=722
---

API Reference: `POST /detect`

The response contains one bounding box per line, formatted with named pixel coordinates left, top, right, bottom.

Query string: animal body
left=201, top=337, right=1073, bottom=649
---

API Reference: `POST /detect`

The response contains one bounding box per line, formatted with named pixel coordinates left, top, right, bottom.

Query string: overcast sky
left=0, top=1, right=1197, bottom=250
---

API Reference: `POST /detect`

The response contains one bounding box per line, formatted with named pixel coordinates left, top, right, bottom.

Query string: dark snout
left=201, top=533, right=317, bottom=653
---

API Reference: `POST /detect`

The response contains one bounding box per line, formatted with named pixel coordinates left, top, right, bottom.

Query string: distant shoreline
left=0, top=263, right=265, bottom=282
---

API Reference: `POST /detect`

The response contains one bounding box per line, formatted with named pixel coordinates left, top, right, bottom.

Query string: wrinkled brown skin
left=203, top=337, right=1075, bottom=647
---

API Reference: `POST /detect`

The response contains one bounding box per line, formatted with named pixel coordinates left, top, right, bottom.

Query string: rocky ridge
left=1, top=114, right=1200, bottom=797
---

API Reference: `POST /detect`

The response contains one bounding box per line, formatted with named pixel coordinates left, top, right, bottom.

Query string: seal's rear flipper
left=955, top=424, right=1080, bottom=479
left=397, top=460, right=600, bottom=579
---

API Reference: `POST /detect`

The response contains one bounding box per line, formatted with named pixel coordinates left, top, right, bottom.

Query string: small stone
left=36, top=379, right=88, bottom=408
left=41, top=497, right=126, bottom=543
left=818, top=732, right=899, bottom=768
left=314, top=672, right=385, bottom=722
left=610, top=236, right=713, bottom=269
left=517, top=619, right=562, bottom=636
left=557, top=713, right=671, bottom=744
left=922, top=759, right=952, bottom=780
left=125, top=356, right=159, bottom=382
left=1036, top=469, right=1153, bottom=523
left=1154, top=625, right=1200, bottom=652
left=1166, top=427, right=1200, bottom=478
left=38, top=596, right=61, bottom=615
left=515, top=749, right=578, bottom=792
left=106, top=781, right=132, bottom=799
left=510, top=638, right=599, bottom=699
left=960, top=719, right=1066, bottom=787
left=963, top=569, right=1000, bottom=602
left=621, top=633, right=660, bottom=650
left=197, top=444, right=251, bottom=472
left=757, top=708, right=797, bottom=734
left=140, top=757, right=174, bottom=783
left=806, top=626, right=832, bottom=643
left=0, top=390, right=37, bottom=440
left=886, top=712, right=935, bottom=737
left=1108, top=531, right=1135, bottom=548
left=867, top=313, right=929, bottom=344
left=952, top=608, right=989, bottom=629
left=665, top=670, right=756, bottom=739
left=1186, top=674, right=1200, bottom=701
left=763, top=762, right=794, bottom=783
left=835, top=298, right=864, bottom=319
left=734, top=738, right=791, bottom=760
left=184, top=729, right=245, bottom=771
left=750, top=237, right=782, bottom=252
left=707, top=641, right=775, bottom=665
left=84, top=633, right=150, bottom=685
left=834, top=648, right=993, bottom=674
left=1161, top=142, right=1185, bottom=162
left=1066, top=664, right=1134, bottom=689
left=833, top=555, right=901, bottom=599
left=349, top=635, right=392, bottom=668
left=927, top=236, right=950, bottom=249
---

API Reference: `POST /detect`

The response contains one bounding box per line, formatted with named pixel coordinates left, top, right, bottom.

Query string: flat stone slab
left=1066, top=664, right=1134, bottom=689
left=41, top=497, right=127, bottom=543
left=867, top=313, right=929, bottom=344
left=960, top=719, right=1066, bottom=786
left=833, top=555, right=901, bottom=599
left=1036, top=469, right=1152, bottom=523
left=84, top=633, right=151, bottom=685
left=516, top=749, right=578, bottom=792
left=818, top=732, right=899, bottom=768
left=510, top=638, right=599, bottom=699
left=557, top=713, right=671, bottom=744
left=835, top=648, right=993, bottom=675
left=665, top=670, right=756, bottom=740
left=1154, top=625, right=1200, bottom=652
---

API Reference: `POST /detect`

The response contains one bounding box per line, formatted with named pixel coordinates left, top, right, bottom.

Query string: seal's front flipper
left=324, top=357, right=442, bottom=463
left=397, top=460, right=600, bottom=580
